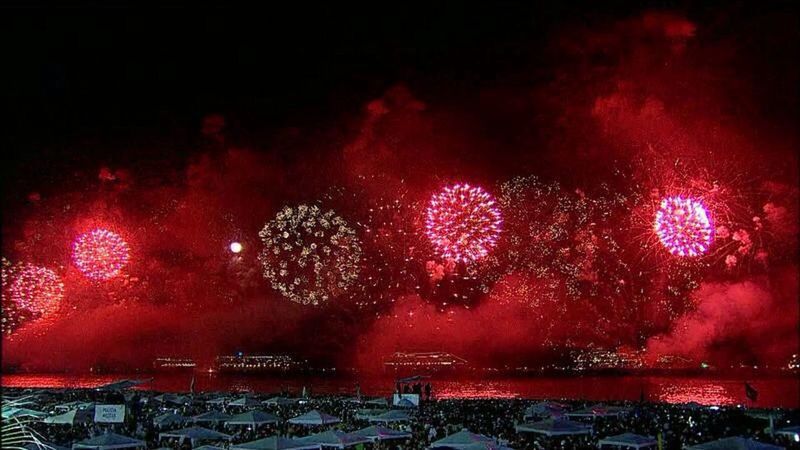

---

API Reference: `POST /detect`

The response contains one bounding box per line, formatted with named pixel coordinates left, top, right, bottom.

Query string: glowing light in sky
left=425, top=183, right=502, bottom=263
left=8, top=263, right=64, bottom=316
left=654, top=196, right=713, bottom=257
left=259, top=204, right=361, bottom=306
left=72, top=228, right=130, bottom=280
left=230, top=242, right=243, bottom=253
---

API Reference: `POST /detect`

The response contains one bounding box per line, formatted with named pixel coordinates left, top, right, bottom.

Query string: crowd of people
left=3, top=384, right=799, bottom=450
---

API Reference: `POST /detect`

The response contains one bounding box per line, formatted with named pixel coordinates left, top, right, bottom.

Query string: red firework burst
left=654, top=196, right=713, bottom=257
left=425, top=183, right=502, bottom=263
left=72, top=228, right=130, bottom=280
left=8, top=263, right=64, bottom=316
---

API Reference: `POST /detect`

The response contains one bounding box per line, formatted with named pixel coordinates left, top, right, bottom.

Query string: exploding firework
left=259, top=204, right=361, bottom=306
left=654, top=196, right=713, bottom=257
left=2, top=258, right=30, bottom=335
left=6, top=263, right=64, bottom=317
left=72, top=229, right=130, bottom=280
left=425, top=183, right=502, bottom=263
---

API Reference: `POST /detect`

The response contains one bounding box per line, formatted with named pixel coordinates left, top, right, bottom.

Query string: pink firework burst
left=425, top=183, right=502, bottom=263
left=72, top=228, right=130, bottom=280
left=8, top=263, right=64, bottom=316
left=654, top=196, right=713, bottom=257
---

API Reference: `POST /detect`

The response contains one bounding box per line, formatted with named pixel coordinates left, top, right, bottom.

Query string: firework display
left=1, top=258, right=31, bottom=336
left=259, top=204, right=362, bottom=305
left=72, top=229, right=130, bottom=280
left=654, top=196, right=713, bottom=257
left=6, top=263, right=64, bottom=317
left=425, top=183, right=502, bottom=263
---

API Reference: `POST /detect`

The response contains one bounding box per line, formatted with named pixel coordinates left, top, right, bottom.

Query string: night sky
left=2, top=3, right=798, bottom=372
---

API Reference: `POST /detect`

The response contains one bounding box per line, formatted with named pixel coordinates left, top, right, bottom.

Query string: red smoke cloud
left=646, top=267, right=799, bottom=367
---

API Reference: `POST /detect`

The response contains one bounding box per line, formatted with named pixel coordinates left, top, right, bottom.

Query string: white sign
left=393, top=393, right=419, bottom=406
left=94, top=404, right=126, bottom=423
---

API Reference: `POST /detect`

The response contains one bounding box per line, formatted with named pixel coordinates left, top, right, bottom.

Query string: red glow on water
left=425, top=184, right=502, bottom=263
left=71, top=229, right=130, bottom=280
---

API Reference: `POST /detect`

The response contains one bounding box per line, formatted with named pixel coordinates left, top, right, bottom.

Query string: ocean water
left=2, top=373, right=798, bottom=408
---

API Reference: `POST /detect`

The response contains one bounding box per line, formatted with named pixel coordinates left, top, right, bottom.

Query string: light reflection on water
left=1, top=373, right=797, bottom=408
left=653, top=380, right=737, bottom=405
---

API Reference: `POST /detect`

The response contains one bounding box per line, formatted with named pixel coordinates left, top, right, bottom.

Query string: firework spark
left=7, top=263, right=64, bottom=317
left=259, top=204, right=361, bottom=306
left=654, top=196, right=713, bottom=257
left=71, top=229, right=130, bottom=280
left=425, top=183, right=502, bottom=263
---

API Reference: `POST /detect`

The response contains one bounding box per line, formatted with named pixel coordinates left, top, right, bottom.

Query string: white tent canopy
left=351, top=425, right=412, bottom=442
left=229, top=396, right=262, bottom=408
left=72, top=432, right=144, bottom=450
left=95, top=379, right=151, bottom=392
left=368, top=410, right=411, bottom=423
left=297, top=430, right=371, bottom=449
left=158, top=427, right=233, bottom=446
left=288, top=410, right=340, bottom=426
left=45, top=409, right=95, bottom=425
left=153, top=413, right=186, bottom=428
left=154, top=394, right=190, bottom=406
left=430, top=430, right=498, bottom=449
left=24, top=441, right=69, bottom=450
left=2, top=407, right=48, bottom=419
left=263, top=397, right=298, bottom=406
left=598, top=433, right=657, bottom=449
left=231, top=436, right=320, bottom=450
left=55, top=402, right=95, bottom=412
left=566, top=404, right=629, bottom=418
left=685, top=437, right=785, bottom=450
left=226, top=410, right=280, bottom=426
left=515, top=419, right=592, bottom=437
left=364, top=398, right=389, bottom=407
left=192, top=411, right=232, bottom=424
left=523, top=402, right=567, bottom=420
